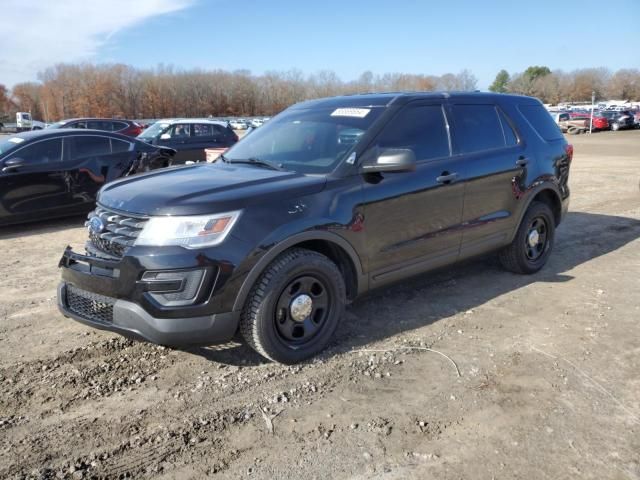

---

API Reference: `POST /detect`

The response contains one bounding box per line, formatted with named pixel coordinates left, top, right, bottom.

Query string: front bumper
left=57, top=244, right=246, bottom=346
left=58, top=283, right=239, bottom=346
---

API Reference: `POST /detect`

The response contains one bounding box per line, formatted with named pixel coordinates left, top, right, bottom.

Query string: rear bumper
left=57, top=282, right=239, bottom=346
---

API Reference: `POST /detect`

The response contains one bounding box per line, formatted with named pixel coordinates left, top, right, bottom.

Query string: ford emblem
left=88, top=216, right=106, bottom=234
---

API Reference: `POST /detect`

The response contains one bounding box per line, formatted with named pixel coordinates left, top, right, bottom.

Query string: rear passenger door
left=361, top=101, right=468, bottom=286
left=187, top=123, right=218, bottom=161
left=448, top=102, right=525, bottom=259
left=64, top=135, right=134, bottom=207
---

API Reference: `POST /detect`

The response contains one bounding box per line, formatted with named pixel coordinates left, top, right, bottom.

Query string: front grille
left=86, top=205, right=148, bottom=258
left=66, top=285, right=115, bottom=325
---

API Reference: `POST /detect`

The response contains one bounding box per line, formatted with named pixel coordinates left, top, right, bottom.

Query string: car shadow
left=187, top=211, right=640, bottom=367
left=0, top=214, right=87, bottom=240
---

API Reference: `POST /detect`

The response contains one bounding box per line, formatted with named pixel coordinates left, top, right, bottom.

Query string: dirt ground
left=1, top=130, right=639, bottom=479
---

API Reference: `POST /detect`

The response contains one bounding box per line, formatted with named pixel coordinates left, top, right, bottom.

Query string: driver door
left=0, top=137, right=69, bottom=224
left=361, top=102, right=467, bottom=286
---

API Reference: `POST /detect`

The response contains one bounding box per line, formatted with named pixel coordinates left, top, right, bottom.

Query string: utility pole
left=589, top=91, right=595, bottom=134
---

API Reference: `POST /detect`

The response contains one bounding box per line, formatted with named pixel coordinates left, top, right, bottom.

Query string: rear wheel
left=499, top=202, right=555, bottom=274
left=240, top=248, right=346, bottom=363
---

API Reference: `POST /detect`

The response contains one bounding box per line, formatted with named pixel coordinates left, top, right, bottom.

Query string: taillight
left=565, top=144, right=573, bottom=162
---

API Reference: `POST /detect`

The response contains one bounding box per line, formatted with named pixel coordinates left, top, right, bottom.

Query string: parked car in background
left=48, top=118, right=143, bottom=137
left=0, top=129, right=175, bottom=226
left=31, top=120, right=47, bottom=130
left=137, top=119, right=238, bottom=164
left=599, top=110, right=635, bottom=131
left=57, top=92, right=571, bottom=363
left=573, top=115, right=609, bottom=131
left=229, top=119, right=249, bottom=130
left=250, top=118, right=264, bottom=128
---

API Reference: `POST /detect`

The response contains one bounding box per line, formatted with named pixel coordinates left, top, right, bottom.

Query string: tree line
left=489, top=66, right=640, bottom=104
left=2, top=63, right=639, bottom=122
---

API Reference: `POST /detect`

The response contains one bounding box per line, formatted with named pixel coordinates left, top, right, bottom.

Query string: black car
left=58, top=92, right=572, bottom=363
left=0, top=129, right=175, bottom=226
left=136, top=119, right=238, bottom=164
left=48, top=118, right=143, bottom=137
left=599, top=110, right=636, bottom=130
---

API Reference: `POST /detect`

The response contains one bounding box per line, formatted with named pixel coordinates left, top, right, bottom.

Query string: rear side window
left=86, top=120, right=112, bottom=131
left=111, top=121, right=128, bottom=131
left=71, top=136, right=111, bottom=158
left=450, top=104, right=505, bottom=153
left=518, top=104, right=564, bottom=141
left=377, top=105, right=450, bottom=161
left=193, top=124, right=215, bottom=137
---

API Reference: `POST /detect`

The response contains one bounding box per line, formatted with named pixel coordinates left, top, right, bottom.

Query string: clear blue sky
left=2, top=0, right=639, bottom=88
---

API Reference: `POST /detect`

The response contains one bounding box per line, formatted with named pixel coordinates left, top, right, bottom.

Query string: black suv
left=137, top=119, right=238, bottom=164
left=599, top=110, right=636, bottom=131
left=58, top=93, right=572, bottom=363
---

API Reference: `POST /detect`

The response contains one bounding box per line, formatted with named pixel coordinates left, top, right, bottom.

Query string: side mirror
left=2, top=157, right=25, bottom=173
left=361, top=148, right=416, bottom=173
left=160, top=133, right=171, bottom=141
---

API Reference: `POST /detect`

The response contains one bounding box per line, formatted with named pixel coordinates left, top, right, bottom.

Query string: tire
left=611, top=122, right=620, bottom=131
left=240, top=248, right=346, bottom=363
left=499, top=201, right=555, bottom=274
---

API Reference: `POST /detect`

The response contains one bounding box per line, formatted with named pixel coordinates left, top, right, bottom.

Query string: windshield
left=138, top=122, right=170, bottom=140
left=0, top=136, right=26, bottom=156
left=224, top=106, right=384, bottom=174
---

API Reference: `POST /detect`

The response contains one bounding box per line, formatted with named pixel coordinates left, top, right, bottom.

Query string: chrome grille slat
left=86, top=205, right=148, bottom=258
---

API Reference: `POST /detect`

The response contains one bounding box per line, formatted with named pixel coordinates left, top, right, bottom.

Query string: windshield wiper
left=226, top=157, right=286, bottom=171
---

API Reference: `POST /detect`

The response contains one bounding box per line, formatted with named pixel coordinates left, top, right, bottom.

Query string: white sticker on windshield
left=331, top=108, right=371, bottom=118
left=8, top=137, right=25, bottom=144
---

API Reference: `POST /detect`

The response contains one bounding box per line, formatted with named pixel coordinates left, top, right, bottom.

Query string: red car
left=569, top=112, right=609, bottom=130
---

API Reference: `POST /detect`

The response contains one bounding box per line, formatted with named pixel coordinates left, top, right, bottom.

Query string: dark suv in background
left=48, top=118, right=143, bottom=137
left=599, top=110, right=636, bottom=130
left=137, top=119, right=238, bottom=164
left=58, top=92, right=572, bottom=363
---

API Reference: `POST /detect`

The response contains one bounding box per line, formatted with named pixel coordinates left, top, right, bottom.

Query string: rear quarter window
left=518, top=104, right=564, bottom=141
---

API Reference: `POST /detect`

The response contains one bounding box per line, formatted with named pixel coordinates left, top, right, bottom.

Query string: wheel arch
left=531, top=188, right=562, bottom=227
left=509, top=184, right=563, bottom=244
left=232, top=231, right=367, bottom=312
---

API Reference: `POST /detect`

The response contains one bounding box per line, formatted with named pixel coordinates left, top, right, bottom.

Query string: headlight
left=135, top=211, right=241, bottom=248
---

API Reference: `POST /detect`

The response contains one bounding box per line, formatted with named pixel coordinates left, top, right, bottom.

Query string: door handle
left=2, top=164, right=22, bottom=173
left=436, top=172, right=458, bottom=184
left=516, top=157, right=529, bottom=167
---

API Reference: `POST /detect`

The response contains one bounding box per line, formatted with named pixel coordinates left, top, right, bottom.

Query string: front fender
left=231, top=228, right=367, bottom=312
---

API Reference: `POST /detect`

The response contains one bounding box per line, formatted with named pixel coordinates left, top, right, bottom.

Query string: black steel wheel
left=274, top=275, right=331, bottom=345
left=240, top=248, right=345, bottom=363
left=499, top=201, right=556, bottom=274
left=524, top=216, right=549, bottom=261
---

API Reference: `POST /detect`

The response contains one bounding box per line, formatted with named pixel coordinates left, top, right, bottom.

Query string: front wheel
left=240, top=248, right=346, bottom=363
left=611, top=122, right=620, bottom=131
left=499, top=202, right=555, bottom=274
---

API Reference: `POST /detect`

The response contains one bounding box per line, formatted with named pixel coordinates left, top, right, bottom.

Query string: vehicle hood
left=98, top=163, right=327, bottom=216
